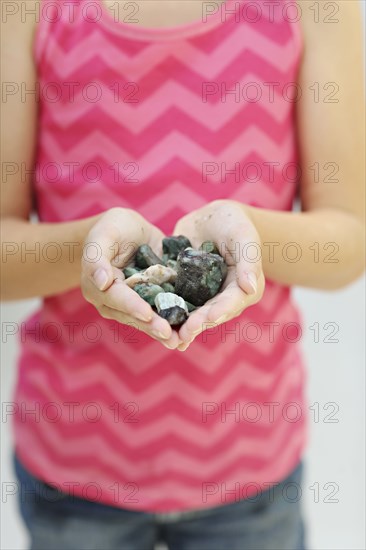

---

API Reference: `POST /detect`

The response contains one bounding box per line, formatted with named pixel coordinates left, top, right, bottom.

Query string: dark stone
left=154, top=292, right=188, bottom=326
left=199, top=241, right=220, bottom=256
left=158, top=306, right=188, bottom=326
left=162, top=235, right=192, bottom=260
left=133, top=283, right=164, bottom=306
left=175, top=248, right=228, bottom=306
left=135, top=244, right=164, bottom=269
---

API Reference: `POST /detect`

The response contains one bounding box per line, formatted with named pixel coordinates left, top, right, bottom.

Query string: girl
left=2, top=0, right=365, bottom=548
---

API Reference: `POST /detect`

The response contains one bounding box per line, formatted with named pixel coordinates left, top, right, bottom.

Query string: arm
left=246, top=0, right=365, bottom=290
left=0, top=6, right=180, bottom=347
left=173, top=1, right=365, bottom=347
left=0, top=2, right=97, bottom=300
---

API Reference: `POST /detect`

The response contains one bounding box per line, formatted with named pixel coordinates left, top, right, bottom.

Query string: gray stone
left=174, top=248, right=227, bottom=306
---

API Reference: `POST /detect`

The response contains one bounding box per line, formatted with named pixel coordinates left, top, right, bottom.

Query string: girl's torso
left=14, top=0, right=307, bottom=512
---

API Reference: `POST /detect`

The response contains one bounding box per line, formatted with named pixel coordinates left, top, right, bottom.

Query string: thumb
left=230, top=229, right=262, bottom=296
left=82, top=230, right=120, bottom=292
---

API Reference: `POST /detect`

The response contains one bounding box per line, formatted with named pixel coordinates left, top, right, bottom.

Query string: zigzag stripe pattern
left=15, top=0, right=307, bottom=512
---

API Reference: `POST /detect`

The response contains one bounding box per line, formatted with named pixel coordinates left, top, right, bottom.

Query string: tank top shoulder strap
left=34, top=0, right=88, bottom=67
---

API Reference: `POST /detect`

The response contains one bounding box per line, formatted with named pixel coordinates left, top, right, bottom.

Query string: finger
left=99, top=306, right=182, bottom=349
left=177, top=302, right=215, bottom=343
left=82, top=223, right=126, bottom=292
left=100, top=275, right=181, bottom=342
left=207, top=288, right=246, bottom=324
left=104, top=274, right=156, bottom=323
left=177, top=280, right=249, bottom=344
left=226, top=226, right=263, bottom=296
left=81, top=268, right=152, bottom=323
left=147, top=229, right=167, bottom=258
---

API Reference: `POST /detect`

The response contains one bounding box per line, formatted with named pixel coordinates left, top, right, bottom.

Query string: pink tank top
left=14, top=0, right=307, bottom=511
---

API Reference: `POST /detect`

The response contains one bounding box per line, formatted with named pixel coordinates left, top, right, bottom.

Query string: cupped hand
left=172, top=200, right=265, bottom=350
left=81, top=207, right=181, bottom=349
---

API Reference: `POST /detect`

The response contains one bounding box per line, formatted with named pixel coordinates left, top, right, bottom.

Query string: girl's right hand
left=81, top=207, right=181, bottom=349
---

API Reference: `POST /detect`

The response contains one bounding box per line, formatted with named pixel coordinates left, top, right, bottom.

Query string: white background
left=1, top=2, right=365, bottom=549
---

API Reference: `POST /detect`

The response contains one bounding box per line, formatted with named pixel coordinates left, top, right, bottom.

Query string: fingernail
left=136, top=312, right=152, bottom=322
left=213, top=315, right=228, bottom=325
left=246, top=272, right=257, bottom=294
left=163, top=342, right=176, bottom=350
left=93, top=268, right=109, bottom=290
left=152, top=330, right=170, bottom=340
left=178, top=344, right=189, bottom=352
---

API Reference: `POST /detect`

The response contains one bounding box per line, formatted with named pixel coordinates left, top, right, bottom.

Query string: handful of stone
left=122, top=236, right=228, bottom=326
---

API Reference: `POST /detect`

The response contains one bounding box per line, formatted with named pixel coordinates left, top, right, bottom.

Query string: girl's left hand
left=173, top=200, right=265, bottom=350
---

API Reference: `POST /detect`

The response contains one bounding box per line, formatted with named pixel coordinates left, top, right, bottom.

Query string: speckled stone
left=162, top=235, right=192, bottom=260
left=135, top=244, right=164, bottom=269
left=174, top=248, right=227, bottom=306
left=199, top=241, right=220, bottom=256
left=124, top=265, right=177, bottom=288
left=133, top=283, right=164, bottom=306
left=154, top=292, right=188, bottom=326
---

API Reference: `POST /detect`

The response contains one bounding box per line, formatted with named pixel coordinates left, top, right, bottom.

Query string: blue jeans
left=14, top=454, right=305, bottom=550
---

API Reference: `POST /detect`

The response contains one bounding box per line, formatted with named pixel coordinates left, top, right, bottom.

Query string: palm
left=172, top=201, right=264, bottom=346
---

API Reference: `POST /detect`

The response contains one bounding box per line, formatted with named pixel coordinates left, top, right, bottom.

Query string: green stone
left=162, top=235, right=192, bottom=260
left=133, top=283, right=164, bottom=306
left=166, top=259, right=177, bottom=270
left=123, top=266, right=140, bottom=278
left=135, top=244, right=164, bottom=269
left=175, top=248, right=228, bottom=306
left=199, top=241, right=220, bottom=256
left=161, top=282, right=175, bottom=293
left=185, top=301, right=197, bottom=313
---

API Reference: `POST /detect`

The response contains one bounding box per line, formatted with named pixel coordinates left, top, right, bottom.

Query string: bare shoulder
left=1, top=0, right=38, bottom=46
left=1, top=0, right=39, bottom=80
left=297, top=0, right=364, bottom=52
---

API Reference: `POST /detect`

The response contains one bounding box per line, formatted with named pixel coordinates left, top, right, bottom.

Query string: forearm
left=1, top=215, right=100, bottom=300
left=245, top=206, right=365, bottom=290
